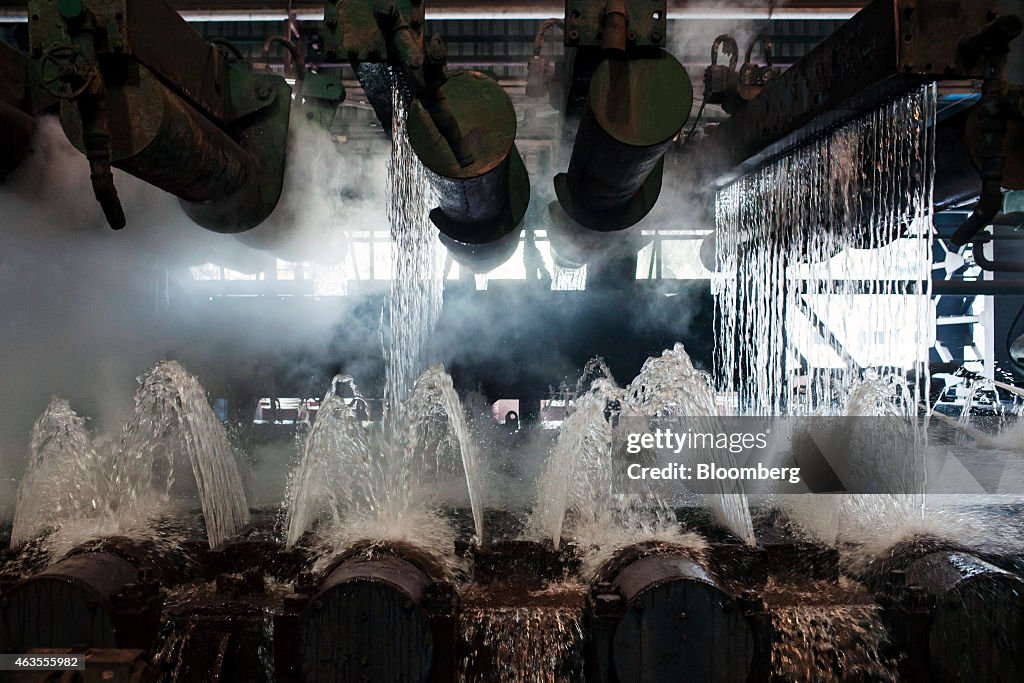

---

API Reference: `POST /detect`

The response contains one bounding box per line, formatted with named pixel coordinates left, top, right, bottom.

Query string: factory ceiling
left=0, top=1, right=868, bottom=21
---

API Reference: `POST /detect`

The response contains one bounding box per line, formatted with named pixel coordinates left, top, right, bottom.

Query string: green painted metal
left=26, top=0, right=292, bottom=233
left=407, top=70, right=515, bottom=178
left=565, top=0, right=667, bottom=49
left=323, top=0, right=425, bottom=63
left=407, top=70, right=530, bottom=247
left=554, top=50, right=690, bottom=232
left=588, top=52, right=691, bottom=149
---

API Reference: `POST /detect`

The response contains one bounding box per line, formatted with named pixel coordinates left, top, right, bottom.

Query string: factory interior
left=1, top=0, right=1024, bottom=680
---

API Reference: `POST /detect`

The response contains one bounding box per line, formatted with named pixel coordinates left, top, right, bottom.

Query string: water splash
left=529, top=344, right=755, bottom=555
left=460, top=607, right=584, bottom=682
left=111, top=361, right=249, bottom=549
left=715, top=85, right=936, bottom=416
left=10, top=398, right=108, bottom=546
left=285, top=366, right=483, bottom=555
left=771, top=606, right=901, bottom=681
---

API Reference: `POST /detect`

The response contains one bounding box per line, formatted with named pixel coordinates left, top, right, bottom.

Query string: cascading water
left=283, top=74, right=484, bottom=557
left=10, top=398, right=108, bottom=546
left=529, top=344, right=755, bottom=560
left=383, top=78, right=443, bottom=428
left=112, top=361, right=250, bottom=549
left=284, top=366, right=483, bottom=555
left=714, top=84, right=936, bottom=417
left=10, top=361, right=249, bottom=555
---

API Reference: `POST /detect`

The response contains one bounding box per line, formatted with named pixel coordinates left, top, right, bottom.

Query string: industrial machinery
left=323, top=1, right=531, bottom=267
left=0, top=551, right=161, bottom=653
left=407, top=67, right=531, bottom=272
left=26, top=0, right=292, bottom=233
left=697, top=0, right=1022, bottom=243
left=0, top=42, right=35, bottom=180
left=276, top=541, right=458, bottom=682
left=550, top=0, right=692, bottom=235
left=875, top=546, right=1024, bottom=682
left=586, top=542, right=757, bottom=683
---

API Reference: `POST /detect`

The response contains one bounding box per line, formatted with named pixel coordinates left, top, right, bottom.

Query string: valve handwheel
left=39, top=45, right=94, bottom=99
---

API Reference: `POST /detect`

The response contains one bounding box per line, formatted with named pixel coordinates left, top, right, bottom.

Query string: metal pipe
left=295, top=545, right=458, bottom=683
left=408, top=71, right=530, bottom=249
left=57, top=63, right=281, bottom=232
left=29, top=0, right=292, bottom=233
left=591, top=545, right=756, bottom=683
left=903, top=551, right=1024, bottom=682
left=0, top=552, right=161, bottom=652
left=555, top=51, right=691, bottom=232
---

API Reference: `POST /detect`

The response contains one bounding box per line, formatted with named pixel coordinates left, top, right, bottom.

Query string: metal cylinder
left=408, top=71, right=530, bottom=247
left=606, top=549, right=755, bottom=682
left=1, top=552, right=139, bottom=651
left=904, top=550, right=1024, bottom=682
left=0, top=43, right=35, bottom=180
left=59, top=63, right=286, bottom=233
left=556, top=51, right=692, bottom=232
left=297, top=554, right=436, bottom=682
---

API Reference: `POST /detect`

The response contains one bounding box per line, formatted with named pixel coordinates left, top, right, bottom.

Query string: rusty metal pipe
left=408, top=71, right=530, bottom=255
left=902, top=550, right=1024, bottom=682
left=59, top=63, right=286, bottom=233
left=601, top=0, right=627, bottom=53
left=296, top=547, right=457, bottom=683
left=555, top=51, right=691, bottom=232
left=0, top=552, right=161, bottom=653
left=591, top=545, right=756, bottom=683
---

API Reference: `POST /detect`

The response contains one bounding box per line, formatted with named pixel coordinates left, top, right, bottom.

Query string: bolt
left=256, top=83, right=272, bottom=100
left=568, top=30, right=579, bottom=43
left=313, top=599, right=323, bottom=611
left=326, top=19, right=337, bottom=29
left=652, top=30, right=662, bottom=42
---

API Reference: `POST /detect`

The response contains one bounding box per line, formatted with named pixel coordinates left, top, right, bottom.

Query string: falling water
left=551, top=264, right=587, bottom=291
left=112, top=360, right=249, bottom=549
left=285, top=366, right=483, bottom=554
left=384, top=77, right=443, bottom=427
left=283, top=75, right=483, bottom=554
left=771, top=606, right=900, bottom=681
left=460, top=607, right=584, bottom=682
left=529, top=344, right=755, bottom=554
left=715, top=84, right=936, bottom=416
left=10, top=398, right=108, bottom=546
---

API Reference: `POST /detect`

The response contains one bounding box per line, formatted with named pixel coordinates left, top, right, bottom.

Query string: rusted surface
left=699, top=0, right=999, bottom=182
left=905, top=551, right=1024, bottom=683
left=609, top=551, right=756, bottom=683
left=558, top=51, right=690, bottom=231
left=1, top=552, right=139, bottom=651
left=28, top=0, right=291, bottom=232
left=296, top=548, right=452, bottom=683
left=471, top=539, right=580, bottom=586
left=0, top=43, right=35, bottom=179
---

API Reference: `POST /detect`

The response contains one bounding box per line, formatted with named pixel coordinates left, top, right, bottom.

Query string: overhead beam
left=0, top=1, right=866, bottom=23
